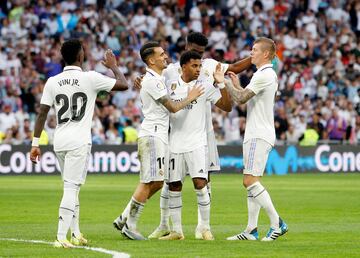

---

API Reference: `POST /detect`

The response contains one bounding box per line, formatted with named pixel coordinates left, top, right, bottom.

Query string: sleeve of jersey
left=206, top=84, right=222, bottom=104
left=221, top=62, right=229, bottom=73
left=40, top=79, right=54, bottom=106
left=246, top=73, right=268, bottom=95
left=144, top=79, right=168, bottom=100
left=90, top=71, right=116, bottom=93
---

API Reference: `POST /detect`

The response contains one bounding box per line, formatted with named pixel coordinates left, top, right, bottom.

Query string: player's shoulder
left=202, top=58, right=218, bottom=66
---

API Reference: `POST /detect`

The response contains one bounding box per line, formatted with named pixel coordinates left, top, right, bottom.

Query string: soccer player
left=29, top=39, right=129, bottom=248
left=112, top=42, right=204, bottom=240
left=148, top=32, right=252, bottom=240
left=159, top=50, right=231, bottom=240
left=224, top=37, right=288, bottom=241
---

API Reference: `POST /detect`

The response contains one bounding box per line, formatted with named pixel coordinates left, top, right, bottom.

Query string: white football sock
left=196, top=186, right=211, bottom=230
left=70, top=188, right=81, bottom=237
left=169, top=191, right=182, bottom=234
left=207, top=181, right=212, bottom=198
left=126, top=197, right=145, bottom=230
left=159, top=184, right=170, bottom=228
left=57, top=182, right=79, bottom=241
left=121, top=199, right=132, bottom=221
left=245, top=190, right=261, bottom=233
left=248, top=182, right=279, bottom=229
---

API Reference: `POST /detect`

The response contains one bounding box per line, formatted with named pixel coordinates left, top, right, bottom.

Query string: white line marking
left=0, top=238, right=130, bottom=258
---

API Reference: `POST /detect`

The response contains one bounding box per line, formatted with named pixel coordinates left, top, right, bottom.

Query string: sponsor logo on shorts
left=159, top=169, right=164, bottom=176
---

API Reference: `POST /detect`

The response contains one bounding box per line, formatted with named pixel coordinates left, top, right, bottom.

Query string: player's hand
left=188, top=85, right=204, bottom=101
left=101, top=49, right=117, bottom=68
left=30, top=146, right=41, bottom=164
left=227, top=71, right=242, bottom=89
left=213, top=63, right=225, bottom=84
left=134, top=75, right=144, bottom=90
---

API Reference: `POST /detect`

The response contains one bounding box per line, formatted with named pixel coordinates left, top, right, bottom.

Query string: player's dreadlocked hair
left=180, top=50, right=202, bottom=66
left=60, top=39, right=83, bottom=65
left=140, top=41, right=160, bottom=65
left=186, top=32, right=208, bottom=47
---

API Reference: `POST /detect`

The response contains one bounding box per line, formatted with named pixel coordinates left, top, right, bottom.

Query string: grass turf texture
left=0, top=173, right=360, bottom=258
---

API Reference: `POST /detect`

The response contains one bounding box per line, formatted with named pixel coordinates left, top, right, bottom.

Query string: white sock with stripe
left=159, top=184, right=170, bottom=228
left=57, top=182, right=78, bottom=241
left=70, top=188, right=81, bottom=237
left=169, top=191, right=183, bottom=234
left=247, top=182, right=279, bottom=229
left=196, top=186, right=211, bottom=230
left=245, top=190, right=261, bottom=233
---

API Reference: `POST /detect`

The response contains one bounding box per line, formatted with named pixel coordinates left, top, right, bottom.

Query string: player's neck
left=148, top=65, right=163, bottom=76
left=66, top=62, right=82, bottom=68
left=181, top=74, right=193, bottom=83
left=256, top=60, right=271, bottom=69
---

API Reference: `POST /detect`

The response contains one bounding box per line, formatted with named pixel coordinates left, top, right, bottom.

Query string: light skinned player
left=134, top=32, right=252, bottom=240
left=113, top=42, right=204, bottom=240
left=29, top=39, right=129, bottom=248
left=224, top=37, right=288, bottom=241
left=159, top=50, right=231, bottom=240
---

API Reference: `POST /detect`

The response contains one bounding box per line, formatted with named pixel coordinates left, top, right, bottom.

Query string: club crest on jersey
left=156, top=82, right=166, bottom=90
left=171, top=83, right=177, bottom=91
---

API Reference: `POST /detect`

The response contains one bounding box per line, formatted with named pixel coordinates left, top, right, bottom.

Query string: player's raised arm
left=101, top=49, right=129, bottom=91
left=213, top=63, right=232, bottom=112
left=225, top=71, right=255, bottom=104
left=30, top=104, right=51, bottom=164
left=158, top=85, right=204, bottom=113
left=227, top=56, right=252, bottom=74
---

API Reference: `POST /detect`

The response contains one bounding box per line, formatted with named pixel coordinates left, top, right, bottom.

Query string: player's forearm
left=225, top=80, right=246, bottom=104
left=169, top=98, right=193, bottom=113
left=217, top=88, right=232, bottom=112
left=33, top=105, right=50, bottom=138
left=227, top=56, right=252, bottom=74
left=110, top=66, right=129, bottom=91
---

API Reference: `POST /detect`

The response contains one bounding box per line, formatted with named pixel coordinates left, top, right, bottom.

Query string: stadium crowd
left=0, top=0, right=359, bottom=145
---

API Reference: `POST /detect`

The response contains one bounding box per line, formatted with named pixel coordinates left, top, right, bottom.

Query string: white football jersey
left=138, top=68, right=169, bottom=144
left=168, top=76, right=221, bottom=153
left=163, top=59, right=228, bottom=133
left=40, top=66, right=116, bottom=151
left=244, top=63, right=278, bottom=146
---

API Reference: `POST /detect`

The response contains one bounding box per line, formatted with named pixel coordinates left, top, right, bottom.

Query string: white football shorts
left=56, top=144, right=92, bottom=185
left=207, top=130, right=220, bottom=172
left=243, top=138, right=272, bottom=177
left=138, top=136, right=169, bottom=183
left=168, top=145, right=208, bottom=183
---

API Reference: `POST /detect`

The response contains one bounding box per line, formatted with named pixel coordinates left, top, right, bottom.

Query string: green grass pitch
left=1, top=173, right=360, bottom=257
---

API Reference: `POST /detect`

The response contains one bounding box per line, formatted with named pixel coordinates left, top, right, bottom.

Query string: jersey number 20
left=55, top=92, right=87, bottom=124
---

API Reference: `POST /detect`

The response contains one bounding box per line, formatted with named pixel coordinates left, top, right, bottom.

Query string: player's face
left=251, top=43, right=269, bottom=67
left=187, top=43, right=206, bottom=57
left=183, top=59, right=202, bottom=81
left=151, top=47, right=168, bottom=69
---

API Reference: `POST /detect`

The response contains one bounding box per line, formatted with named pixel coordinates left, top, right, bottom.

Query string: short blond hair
left=253, top=37, right=276, bottom=60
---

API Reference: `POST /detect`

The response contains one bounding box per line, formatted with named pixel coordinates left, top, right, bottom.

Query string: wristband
left=32, top=137, right=40, bottom=147
left=217, top=82, right=225, bottom=89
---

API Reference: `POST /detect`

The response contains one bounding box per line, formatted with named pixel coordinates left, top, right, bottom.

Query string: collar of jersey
left=178, top=75, right=197, bottom=87
left=257, top=63, right=273, bottom=71
left=146, top=68, right=163, bottom=80
left=63, top=65, right=82, bottom=71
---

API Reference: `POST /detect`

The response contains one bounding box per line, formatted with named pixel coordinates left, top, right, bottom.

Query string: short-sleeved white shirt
left=168, top=76, right=221, bottom=153
left=40, top=66, right=116, bottom=151
left=163, top=59, right=228, bottom=133
left=138, top=68, right=169, bottom=144
left=244, top=63, right=278, bottom=146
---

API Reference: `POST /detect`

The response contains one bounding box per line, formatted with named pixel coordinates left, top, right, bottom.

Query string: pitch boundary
left=0, top=237, right=130, bottom=258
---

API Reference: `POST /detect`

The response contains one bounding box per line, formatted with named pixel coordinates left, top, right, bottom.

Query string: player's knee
left=169, top=181, right=182, bottom=191
left=152, top=181, right=164, bottom=191
left=192, top=178, right=207, bottom=190
left=243, top=175, right=258, bottom=188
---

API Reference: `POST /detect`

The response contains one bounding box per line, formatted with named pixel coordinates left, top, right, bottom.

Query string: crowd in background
left=0, top=0, right=359, bottom=145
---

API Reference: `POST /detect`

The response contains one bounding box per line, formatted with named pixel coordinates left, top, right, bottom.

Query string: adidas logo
left=59, top=216, right=63, bottom=221
left=199, top=169, right=204, bottom=173
left=210, top=162, right=215, bottom=167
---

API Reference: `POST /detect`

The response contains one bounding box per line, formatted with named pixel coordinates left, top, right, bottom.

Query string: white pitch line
left=0, top=238, right=130, bottom=258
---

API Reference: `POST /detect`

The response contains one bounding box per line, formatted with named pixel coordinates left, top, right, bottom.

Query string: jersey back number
left=55, top=92, right=87, bottom=124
